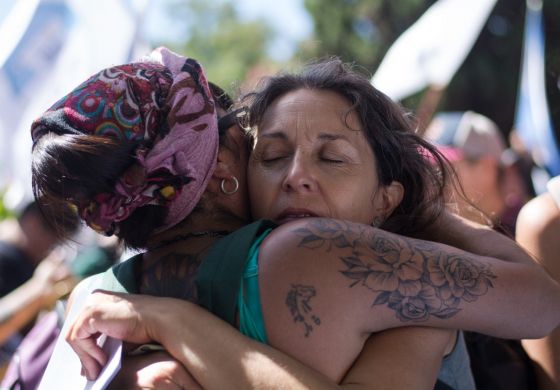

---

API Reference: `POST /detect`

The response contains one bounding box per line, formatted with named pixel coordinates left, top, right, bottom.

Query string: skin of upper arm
left=341, top=327, right=452, bottom=390
left=257, top=216, right=559, bottom=372
left=516, top=194, right=560, bottom=278
left=517, top=194, right=560, bottom=388
left=258, top=225, right=375, bottom=382
left=258, top=219, right=454, bottom=382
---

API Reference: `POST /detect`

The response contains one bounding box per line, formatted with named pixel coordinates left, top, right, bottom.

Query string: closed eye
left=264, top=156, right=287, bottom=162
left=320, top=153, right=346, bottom=164
left=262, top=154, right=290, bottom=164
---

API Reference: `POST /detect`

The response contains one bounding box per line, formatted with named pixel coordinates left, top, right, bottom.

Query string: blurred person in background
left=424, top=111, right=530, bottom=236
left=0, top=200, right=79, bottom=368
left=0, top=233, right=121, bottom=389
left=425, top=111, right=537, bottom=390
left=517, top=175, right=560, bottom=390
left=0, top=201, right=67, bottom=297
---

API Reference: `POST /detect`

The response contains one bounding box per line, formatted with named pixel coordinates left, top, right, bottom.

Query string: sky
left=143, top=0, right=313, bottom=60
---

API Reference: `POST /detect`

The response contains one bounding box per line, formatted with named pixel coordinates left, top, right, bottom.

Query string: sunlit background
left=0, top=0, right=559, bottom=215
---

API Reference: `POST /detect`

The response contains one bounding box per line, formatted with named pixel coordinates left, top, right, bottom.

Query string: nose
left=282, top=153, right=317, bottom=193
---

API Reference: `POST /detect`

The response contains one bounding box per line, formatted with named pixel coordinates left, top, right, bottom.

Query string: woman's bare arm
left=68, top=291, right=338, bottom=388
left=67, top=291, right=449, bottom=389
left=257, top=218, right=560, bottom=379
left=517, top=193, right=560, bottom=390
left=415, top=210, right=535, bottom=265
left=340, top=327, right=450, bottom=390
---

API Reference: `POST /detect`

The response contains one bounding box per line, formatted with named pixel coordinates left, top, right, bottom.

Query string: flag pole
left=415, top=85, right=445, bottom=136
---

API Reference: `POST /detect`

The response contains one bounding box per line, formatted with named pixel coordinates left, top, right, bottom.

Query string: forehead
left=260, top=88, right=362, bottom=132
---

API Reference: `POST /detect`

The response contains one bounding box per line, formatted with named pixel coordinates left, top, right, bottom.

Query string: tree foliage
left=299, top=0, right=436, bottom=71
left=161, top=0, right=275, bottom=93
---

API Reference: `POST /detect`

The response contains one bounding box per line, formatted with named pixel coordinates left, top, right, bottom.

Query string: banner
left=0, top=0, right=150, bottom=209
left=514, top=0, right=560, bottom=177
left=371, top=0, right=497, bottom=101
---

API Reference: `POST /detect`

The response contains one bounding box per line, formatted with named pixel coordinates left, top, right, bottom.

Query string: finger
left=69, top=337, right=104, bottom=381
left=67, top=318, right=108, bottom=380
left=174, top=367, right=203, bottom=390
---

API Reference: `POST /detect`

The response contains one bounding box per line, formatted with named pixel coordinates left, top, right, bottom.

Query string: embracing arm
left=517, top=193, right=560, bottom=389
left=257, top=217, right=560, bottom=377
left=68, top=291, right=447, bottom=389
left=69, top=291, right=338, bottom=388
left=107, top=351, right=202, bottom=390
left=415, top=210, right=535, bottom=266
left=341, top=327, right=450, bottom=390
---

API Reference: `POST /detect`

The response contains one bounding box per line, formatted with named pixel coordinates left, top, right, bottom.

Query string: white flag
left=371, top=0, right=497, bottom=101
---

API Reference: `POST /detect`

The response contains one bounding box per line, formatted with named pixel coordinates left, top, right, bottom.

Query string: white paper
left=38, top=275, right=123, bottom=390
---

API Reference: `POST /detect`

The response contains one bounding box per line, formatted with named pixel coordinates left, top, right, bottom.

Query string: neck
left=147, top=211, right=246, bottom=251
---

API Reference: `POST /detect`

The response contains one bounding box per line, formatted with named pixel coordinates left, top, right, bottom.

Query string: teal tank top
left=237, top=229, right=272, bottom=343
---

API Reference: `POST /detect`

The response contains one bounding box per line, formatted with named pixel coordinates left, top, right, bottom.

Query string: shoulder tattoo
left=285, top=284, right=321, bottom=337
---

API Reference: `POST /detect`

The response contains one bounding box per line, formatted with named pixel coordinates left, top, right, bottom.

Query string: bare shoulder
left=260, top=218, right=365, bottom=267
left=257, top=218, right=383, bottom=380
left=517, top=193, right=560, bottom=275
left=517, top=193, right=560, bottom=237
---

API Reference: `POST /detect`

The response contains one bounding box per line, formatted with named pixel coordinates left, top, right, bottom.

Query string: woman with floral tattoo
left=33, top=53, right=560, bottom=389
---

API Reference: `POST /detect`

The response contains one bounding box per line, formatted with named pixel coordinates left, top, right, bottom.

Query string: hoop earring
left=220, top=176, right=239, bottom=195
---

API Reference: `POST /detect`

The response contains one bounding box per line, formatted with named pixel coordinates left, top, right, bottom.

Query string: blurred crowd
left=0, top=201, right=122, bottom=388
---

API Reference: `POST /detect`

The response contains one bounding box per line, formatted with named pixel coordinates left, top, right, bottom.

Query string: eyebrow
left=259, top=131, right=351, bottom=143
left=317, top=133, right=350, bottom=142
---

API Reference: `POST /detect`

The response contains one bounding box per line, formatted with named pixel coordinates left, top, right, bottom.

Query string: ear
left=377, top=181, right=404, bottom=219
left=213, top=160, right=233, bottom=180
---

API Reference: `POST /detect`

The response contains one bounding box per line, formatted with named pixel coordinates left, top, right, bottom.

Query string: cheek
left=329, top=174, right=379, bottom=224
left=355, top=187, right=379, bottom=224
left=247, top=164, right=273, bottom=218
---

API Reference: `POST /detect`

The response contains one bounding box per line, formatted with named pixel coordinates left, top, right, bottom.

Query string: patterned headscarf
left=31, top=47, right=218, bottom=235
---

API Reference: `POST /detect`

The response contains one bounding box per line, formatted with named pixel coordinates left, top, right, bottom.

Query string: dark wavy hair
left=243, top=58, right=453, bottom=235
left=32, top=84, right=235, bottom=249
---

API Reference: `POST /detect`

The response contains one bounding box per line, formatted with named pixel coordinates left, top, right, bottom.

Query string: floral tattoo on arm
left=292, top=219, right=496, bottom=322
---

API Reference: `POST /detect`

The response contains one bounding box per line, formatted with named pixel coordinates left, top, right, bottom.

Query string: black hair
left=32, top=82, right=233, bottom=250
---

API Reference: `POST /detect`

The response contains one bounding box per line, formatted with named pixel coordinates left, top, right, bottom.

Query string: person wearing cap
left=31, top=52, right=560, bottom=389
left=517, top=175, right=560, bottom=390
left=426, top=111, right=538, bottom=389
left=425, top=111, right=529, bottom=236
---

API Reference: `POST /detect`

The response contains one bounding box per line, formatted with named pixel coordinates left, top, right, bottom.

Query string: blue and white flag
left=514, top=0, right=560, bottom=177
left=0, top=0, right=150, bottom=209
